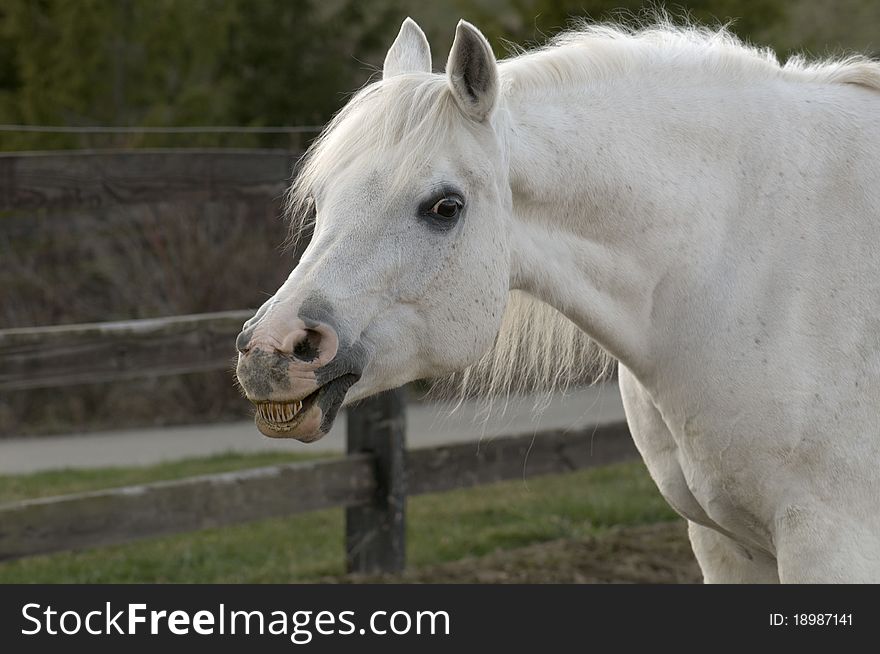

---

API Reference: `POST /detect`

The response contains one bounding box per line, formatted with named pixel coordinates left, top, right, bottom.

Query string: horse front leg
left=773, top=504, right=880, bottom=583
left=688, top=521, right=779, bottom=583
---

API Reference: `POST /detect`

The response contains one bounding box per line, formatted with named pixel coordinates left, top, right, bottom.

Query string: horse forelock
left=284, top=73, right=460, bottom=248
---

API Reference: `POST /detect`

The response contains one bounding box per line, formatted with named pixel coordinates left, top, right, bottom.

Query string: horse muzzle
left=235, top=299, right=367, bottom=441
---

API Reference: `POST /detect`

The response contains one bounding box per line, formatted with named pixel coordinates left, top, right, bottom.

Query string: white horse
left=236, top=17, right=880, bottom=582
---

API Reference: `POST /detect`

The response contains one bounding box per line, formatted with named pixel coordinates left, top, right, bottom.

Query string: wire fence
left=0, top=124, right=324, bottom=151
left=0, top=124, right=323, bottom=134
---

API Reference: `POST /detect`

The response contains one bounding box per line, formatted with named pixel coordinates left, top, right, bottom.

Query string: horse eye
left=430, top=198, right=462, bottom=219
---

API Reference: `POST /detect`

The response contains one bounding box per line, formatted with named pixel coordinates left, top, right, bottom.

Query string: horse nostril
left=290, top=328, right=322, bottom=362
left=235, top=329, right=252, bottom=354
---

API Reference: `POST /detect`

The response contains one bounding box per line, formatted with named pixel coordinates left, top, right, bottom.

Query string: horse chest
left=618, top=367, right=779, bottom=550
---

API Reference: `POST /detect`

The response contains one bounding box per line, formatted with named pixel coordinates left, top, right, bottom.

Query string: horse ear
left=446, top=20, right=498, bottom=122
left=383, top=17, right=432, bottom=79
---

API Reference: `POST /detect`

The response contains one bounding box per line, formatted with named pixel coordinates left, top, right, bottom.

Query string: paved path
left=0, top=383, right=625, bottom=474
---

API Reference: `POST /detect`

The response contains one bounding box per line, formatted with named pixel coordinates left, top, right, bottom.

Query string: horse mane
left=285, top=17, right=879, bottom=401
left=499, top=17, right=880, bottom=95
left=434, top=291, right=615, bottom=404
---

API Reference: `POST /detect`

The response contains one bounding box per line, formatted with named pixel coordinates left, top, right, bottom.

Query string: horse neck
left=499, top=73, right=766, bottom=381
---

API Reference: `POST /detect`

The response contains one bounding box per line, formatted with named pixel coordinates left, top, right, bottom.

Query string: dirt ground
left=339, top=521, right=703, bottom=584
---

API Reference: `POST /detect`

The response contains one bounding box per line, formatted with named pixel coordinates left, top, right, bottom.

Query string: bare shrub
left=1, top=194, right=291, bottom=437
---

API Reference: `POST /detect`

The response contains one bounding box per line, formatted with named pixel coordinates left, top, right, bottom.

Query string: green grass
left=0, top=453, right=676, bottom=583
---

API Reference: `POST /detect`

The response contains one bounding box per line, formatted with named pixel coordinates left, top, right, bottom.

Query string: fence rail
left=0, top=149, right=299, bottom=211
left=0, top=311, right=251, bottom=391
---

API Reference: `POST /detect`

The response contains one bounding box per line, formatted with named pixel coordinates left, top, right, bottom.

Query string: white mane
left=286, top=19, right=880, bottom=400
left=503, top=19, right=880, bottom=95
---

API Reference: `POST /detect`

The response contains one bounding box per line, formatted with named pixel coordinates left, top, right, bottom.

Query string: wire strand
left=0, top=124, right=323, bottom=134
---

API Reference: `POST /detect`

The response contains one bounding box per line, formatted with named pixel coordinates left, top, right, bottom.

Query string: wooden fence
left=0, top=150, right=636, bottom=573
left=0, top=309, right=636, bottom=570
left=0, top=148, right=299, bottom=211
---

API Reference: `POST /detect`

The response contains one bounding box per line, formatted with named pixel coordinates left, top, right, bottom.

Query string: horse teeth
left=260, top=399, right=307, bottom=424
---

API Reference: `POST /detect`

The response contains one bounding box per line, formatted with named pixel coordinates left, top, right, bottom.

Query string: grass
left=0, top=452, right=677, bottom=583
left=0, top=450, right=325, bottom=504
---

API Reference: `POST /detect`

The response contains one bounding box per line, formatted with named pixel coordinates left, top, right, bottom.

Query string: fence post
left=345, top=388, right=407, bottom=574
